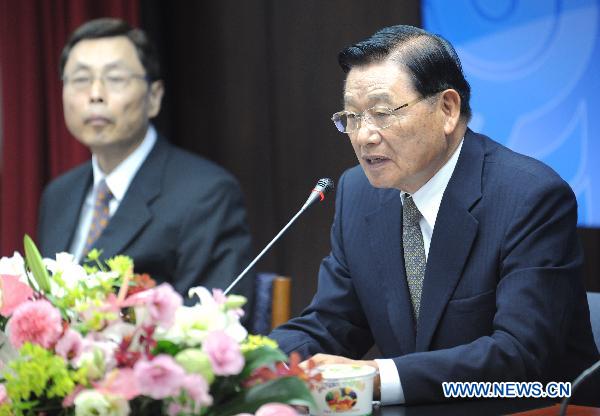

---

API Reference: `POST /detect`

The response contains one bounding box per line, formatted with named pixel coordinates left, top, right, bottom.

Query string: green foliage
left=3, top=343, right=84, bottom=409
left=240, top=346, right=288, bottom=380
left=153, top=339, right=185, bottom=356
left=106, top=255, right=133, bottom=276
left=206, top=376, right=314, bottom=416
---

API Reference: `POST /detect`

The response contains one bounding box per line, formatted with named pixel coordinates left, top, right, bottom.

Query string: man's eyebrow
left=365, top=92, right=394, bottom=102
left=102, top=61, right=130, bottom=71
left=343, top=92, right=394, bottom=107
left=67, top=63, right=91, bottom=73
left=66, top=60, right=129, bottom=73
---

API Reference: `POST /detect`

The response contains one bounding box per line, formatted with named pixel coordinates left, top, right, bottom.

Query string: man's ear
left=148, top=80, right=165, bottom=119
left=439, top=89, right=461, bottom=135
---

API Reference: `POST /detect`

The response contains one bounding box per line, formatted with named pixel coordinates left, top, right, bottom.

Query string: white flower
left=154, top=304, right=218, bottom=345
left=101, top=320, right=136, bottom=345
left=155, top=288, right=247, bottom=346
left=74, top=338, right=118, bottom=377
left=44, top=252, right=88, bottom=294
left=74, top=390, right=130, bottom=416
left=0, top=252, right=28, bottom=282
left=86, top=270, right=120, bottom=288
left=188, top=286, right=216, bottom=305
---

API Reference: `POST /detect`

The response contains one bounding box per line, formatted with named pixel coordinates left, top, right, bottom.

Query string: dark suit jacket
left=271, top=129, right=599, bottom=403
left=37, top=137, right=254, bottom=308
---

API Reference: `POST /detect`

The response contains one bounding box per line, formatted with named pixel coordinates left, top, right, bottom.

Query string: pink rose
left=97, top=368, right=140, bottom=400
left=134, top=355, right=184, bottom=399
left=182, top=374, right=213, bottom=407
left=0, top=383, right=7, bottom=404
left=212, top=288, right=227, bottom=305
left=55, top=329, right=83, bottom=362
left=8, top=299, right=62, bottom=349
left=256, top=403, right=299, bottom=416
left=202, top=330, right=244, bottom=376
left=124, top=283, right=182, bottom=328
left=167, top=403, right=183, bottom=416
left=62, top=385, right=85, bottom=407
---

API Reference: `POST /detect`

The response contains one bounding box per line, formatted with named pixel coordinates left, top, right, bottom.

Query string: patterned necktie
left=82, top=179, right=113, bottom=257
left=402, top=194, right=426, bottom=320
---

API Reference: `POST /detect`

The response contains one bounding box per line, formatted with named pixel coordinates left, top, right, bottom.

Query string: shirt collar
left=401, top=138, right=464, bottom=230
left=91, top=125, right=157, bottom=201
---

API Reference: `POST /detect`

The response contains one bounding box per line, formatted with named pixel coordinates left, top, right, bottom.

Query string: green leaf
left=207, top=376, right=314, bottom=416
left=152, top=340, right=184, bottom=356
left=23, top=235, right=51, bottom=293
left=240, top=346, right=288, bottom=380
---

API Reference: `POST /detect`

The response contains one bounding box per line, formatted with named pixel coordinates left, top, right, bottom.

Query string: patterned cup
left=309, top=364, right=376, bottom=416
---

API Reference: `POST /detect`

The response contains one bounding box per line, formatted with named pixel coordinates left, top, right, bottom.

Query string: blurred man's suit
left=272, top=129, right=599, bottom=403
left=38, top=136, right=254, bottom=301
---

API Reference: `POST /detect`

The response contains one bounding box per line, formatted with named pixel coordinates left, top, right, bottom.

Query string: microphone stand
left=224, top=206, right=307, bottom=295
left=223, top=178, right=334, bottom=295
left=558, top=359, right=600, bottom=416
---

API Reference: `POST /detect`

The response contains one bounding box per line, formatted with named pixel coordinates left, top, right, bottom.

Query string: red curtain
left=0, top=0, right=140, bottom=255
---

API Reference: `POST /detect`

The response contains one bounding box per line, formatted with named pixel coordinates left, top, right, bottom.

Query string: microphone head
left=303, top=178, right=335, bottom=210
left=315, top=178, right=335, bottom=195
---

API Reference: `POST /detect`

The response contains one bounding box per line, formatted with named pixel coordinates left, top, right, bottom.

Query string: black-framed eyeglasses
left=331, top=96, right=426, bottom=133
left=63, top=72, right=149, bottom=92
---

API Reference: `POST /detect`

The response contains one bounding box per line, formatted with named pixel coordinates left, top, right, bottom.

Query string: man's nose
left=89, top=78, right=106, bottom=103
left=354, top=123, right=381, bottom=146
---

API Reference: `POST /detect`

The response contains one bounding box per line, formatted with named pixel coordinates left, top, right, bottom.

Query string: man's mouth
left=363, top=155, right=389, bottom=165
left=85, top=116, right=112, bottom=126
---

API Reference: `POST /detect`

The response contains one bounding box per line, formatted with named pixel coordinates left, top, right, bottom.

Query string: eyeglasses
left=63, top=72, right=148, bottom=92
left=331, top=96, right=426, bottom=133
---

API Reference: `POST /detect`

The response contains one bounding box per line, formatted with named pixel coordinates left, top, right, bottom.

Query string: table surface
left=511, top=404, right=600, bottom=416
left=373, top=399, right=558, bottom=416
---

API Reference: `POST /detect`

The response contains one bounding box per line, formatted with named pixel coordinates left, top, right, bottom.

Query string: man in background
left=271, top=24, right=599, bottom=405
left=38, top=18, right=254, bottom=310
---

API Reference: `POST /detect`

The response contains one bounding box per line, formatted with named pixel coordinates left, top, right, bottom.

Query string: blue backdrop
left=423, top=0, right=600, bottom=226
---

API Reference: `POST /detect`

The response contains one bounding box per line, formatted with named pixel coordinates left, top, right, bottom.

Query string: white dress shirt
left=375, top=138, right=464, bottom=405
left=69, top=126, right=157, bottom=261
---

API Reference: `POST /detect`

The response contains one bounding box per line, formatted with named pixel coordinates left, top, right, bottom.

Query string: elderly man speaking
left=271, top=24, right=599, bottom=405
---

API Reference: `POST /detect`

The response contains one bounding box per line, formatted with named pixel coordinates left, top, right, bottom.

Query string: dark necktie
left=82, top=179, right=113, bottom=257
left=402, top=194, right=426, bottom=320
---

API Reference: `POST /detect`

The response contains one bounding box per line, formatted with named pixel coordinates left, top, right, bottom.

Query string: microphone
left=301, top=178, right=335, bottom=210
left=224, top=178, right=335, bottom=295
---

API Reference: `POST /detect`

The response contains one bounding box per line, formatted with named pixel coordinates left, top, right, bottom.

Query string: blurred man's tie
left=82, top=179, right=113, bottom=257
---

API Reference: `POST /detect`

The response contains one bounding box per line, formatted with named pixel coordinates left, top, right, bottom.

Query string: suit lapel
left=366, top=190, right=416, bottom=354
left=415, top=130, right=483, bottom=351
left=92, top=138, right=169, bottom=259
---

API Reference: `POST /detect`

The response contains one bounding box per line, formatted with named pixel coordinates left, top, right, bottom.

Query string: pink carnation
left=124, top=283, right=182, bottom=328
left=8, top=299, right=62, bottom=349
left=55, top=329, right=83, bottom=362
left=134, top=355, right=185, bottom=399
left=256, top=403, right=299, bottom=416
left=202, top=330, right=244, bottom=376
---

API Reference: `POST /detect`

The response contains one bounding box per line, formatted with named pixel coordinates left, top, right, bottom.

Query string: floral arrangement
left=0, top=236, right=315, bottom=415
